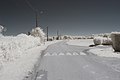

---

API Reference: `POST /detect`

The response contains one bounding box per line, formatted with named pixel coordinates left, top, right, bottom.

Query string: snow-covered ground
left=89, top=46, right=120, bottom=58
left=67, top=39, right=120, bottom=58
left=0, top=34, right=61, bottom=80
left=67, top=39, right=94, bottom=46
left=0, top=34, right=41, bottom=63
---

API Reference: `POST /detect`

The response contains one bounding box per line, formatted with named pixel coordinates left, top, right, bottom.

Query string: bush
left=93, top=37, right=112, bottom=45
left=93, top=37, right=102, bottom=45
left=111, top=32, right=120, bottom=52
left=30, top=27, right=45, bottom=43
left=102, top=38, right=112, bottom=45
left=0, top=34, right=41, bottom=62
left=0, top=25, right=7, bottom=35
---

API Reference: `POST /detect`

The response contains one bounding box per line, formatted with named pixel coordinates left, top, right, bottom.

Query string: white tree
left=0, top=25, right=7, bottom=35
left=30, top=27, right=45, bottom=43
left=0, top=25, right=4, bottom=33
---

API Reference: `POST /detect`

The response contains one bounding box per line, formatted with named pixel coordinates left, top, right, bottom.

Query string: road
left=30, top=41, right=120, bottom=80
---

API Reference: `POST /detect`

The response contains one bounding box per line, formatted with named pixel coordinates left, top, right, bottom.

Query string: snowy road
left=33, top=41, right=120, bottom=80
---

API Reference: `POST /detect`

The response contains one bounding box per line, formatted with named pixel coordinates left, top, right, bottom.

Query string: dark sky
left=0, top=0, right=120, bottom=36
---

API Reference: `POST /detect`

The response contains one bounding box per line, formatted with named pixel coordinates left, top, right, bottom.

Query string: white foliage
left=62, top=35, right=73, bottom=40
left=102, top=38, right=112, bottom=45
left=30, top=27, right=45, bottom=43
left=0, top=25, right=4, bottom=33
left=93, top=37, right=112, bottom=45
left=93, top=37, right=103, bottom=45
left=0, top=34, right=41, bottom=66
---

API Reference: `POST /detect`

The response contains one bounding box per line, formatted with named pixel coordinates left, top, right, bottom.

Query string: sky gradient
left=0, top=0, right=120, bottom=36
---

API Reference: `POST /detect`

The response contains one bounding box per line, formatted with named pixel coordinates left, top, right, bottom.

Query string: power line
left=24, top=0, right=40, bottom=27
left=25, top=0, right=36, bottom=12
left=24, top=0, right=45, bottom=27
left=25, top=0, right=44, bottom=14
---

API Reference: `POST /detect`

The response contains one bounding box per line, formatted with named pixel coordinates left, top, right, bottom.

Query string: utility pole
left=25, top=0, right=40, bottom=27
left=57, top=30, right=59, bottom=40
left=35, top=11, right=38, bottom=27
left=57, top=30, right=59, bottom=37
left=47, top=26, right=49, bottom=41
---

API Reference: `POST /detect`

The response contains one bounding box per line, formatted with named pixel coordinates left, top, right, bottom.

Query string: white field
left=67, top=39, right=94, bottom=46
left=68, top=39, right=120, bottom=58
left=89, top=47, right=120, bottom=58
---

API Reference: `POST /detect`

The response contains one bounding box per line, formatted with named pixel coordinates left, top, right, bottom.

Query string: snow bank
left=0, top=40, right=61, bottom=80
left=67, top=39, right=94, bottom=46
left=93, top=37, right=112, bottom=45
left=0, top=34, right=41, bottom=67
left=111, top=32, right=120, bottom=52
left=89, top=47, right=120, bottom=58
left=0, top=32, right=61, bottom=80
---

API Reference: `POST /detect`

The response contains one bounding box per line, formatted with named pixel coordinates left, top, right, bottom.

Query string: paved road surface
left=30, top=41, right=120, bottom=80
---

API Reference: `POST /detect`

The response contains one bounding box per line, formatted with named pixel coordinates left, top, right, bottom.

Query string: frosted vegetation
left=0, top=25, right=5, bottom=33
left=93, top=37, right=112, bottom=45
left=30, top=27, right=45, bottom=43
left=0, top=25, right=6, bottom=36
left=1, top=24, right=120, bottom=80
left=93, top=32, right=120, bottom=52
left=0, top=34, right=40, bottom=62
left=0, top=26, right=45, bottom=69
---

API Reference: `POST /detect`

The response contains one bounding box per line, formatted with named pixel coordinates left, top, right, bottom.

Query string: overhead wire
left=24, top=0, right=36, bottom=12
left=24, top=0, right=45, bottom=15
left=24, top=0, right=45, bottom=27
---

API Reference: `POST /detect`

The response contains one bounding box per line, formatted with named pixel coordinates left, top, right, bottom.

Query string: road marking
left=59, top=53, right=64, bottom=55
left=80, top=52, right=86, bottom=55
left=66, top=52, right=72, bottom=55
left=44, top=52, right=86, bottom=56
left=73, top=52, right=79, bottom=55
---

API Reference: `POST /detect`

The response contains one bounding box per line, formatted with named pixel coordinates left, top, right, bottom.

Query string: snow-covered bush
left=62, top=35, right=73, bottom=40
left=30, top=27, right=45, bottom=43
left=93, top=37, right=112, bottom=45
left=0, top=25, right=6, bottom=34
left=0, top=34, right=41, bottom=65
left=93, top=37, right=103, bottom=45
left=0, top=25, right=4, bottom=33
left=111, top=32, right=120, bottom=52
left=102, top=38, right=112, bottom=45
left=63, top=35, right=68, bottom=39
